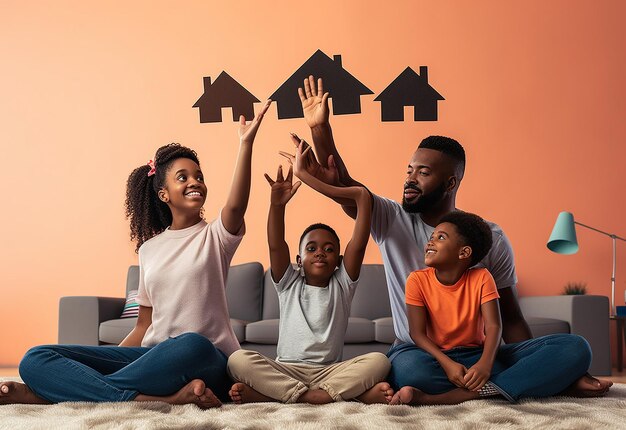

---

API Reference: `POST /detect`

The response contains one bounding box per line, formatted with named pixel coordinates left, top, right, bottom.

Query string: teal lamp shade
left=547, top=211, right=579, bottom=254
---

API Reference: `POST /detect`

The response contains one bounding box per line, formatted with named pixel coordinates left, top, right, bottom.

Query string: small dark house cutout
left=270, top=50, right=373, bottom=119
left=193, top=71, right=260, bottom=123
left=374, top=66, right=444, bottom=121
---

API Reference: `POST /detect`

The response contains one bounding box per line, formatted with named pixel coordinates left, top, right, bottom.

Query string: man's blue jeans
left=386, top=334, right=592, bottom=402
left=19, top=333, right=231, bottom=403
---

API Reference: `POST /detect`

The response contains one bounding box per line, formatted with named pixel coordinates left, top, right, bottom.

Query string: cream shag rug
left=1, top=378, right=625, bottom=430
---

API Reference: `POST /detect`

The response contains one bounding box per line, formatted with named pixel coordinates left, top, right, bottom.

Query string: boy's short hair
left=439, top=211, right=493, bottom=266
left=299, top=223, right=340, bottom=250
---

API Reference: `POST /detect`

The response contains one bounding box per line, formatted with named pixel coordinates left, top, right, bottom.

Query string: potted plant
left=562, top=282, right=587, bottom=295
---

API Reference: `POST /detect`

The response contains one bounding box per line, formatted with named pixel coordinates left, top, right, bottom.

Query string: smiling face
left=158, top=158, right=207, bottom=216
left=297, top=228, right=341, bottom=287
left=424, top=222, right=472, bottom=270
left=402, top=148, right=457, bottom=214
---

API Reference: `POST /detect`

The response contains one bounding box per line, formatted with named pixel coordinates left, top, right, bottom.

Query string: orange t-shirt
left=405, top=267, right=499, bottom=350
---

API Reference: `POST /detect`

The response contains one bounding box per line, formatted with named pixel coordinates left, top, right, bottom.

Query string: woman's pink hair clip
left=147, top=160, right=156, bottom=177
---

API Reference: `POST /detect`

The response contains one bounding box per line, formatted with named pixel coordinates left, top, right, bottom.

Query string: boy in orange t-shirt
left=390, top=211, right=594, bottom=405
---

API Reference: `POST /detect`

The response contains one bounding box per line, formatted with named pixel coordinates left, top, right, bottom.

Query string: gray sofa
left=58, top=262, right=612, bottom=375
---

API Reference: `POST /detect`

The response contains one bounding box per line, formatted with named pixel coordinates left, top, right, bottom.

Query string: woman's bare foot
left=135, top=379, right=221, bottom=409
left=0, top=381, right=49, bottom=405
left=228, top=382, right=275, bottom=404
left=390, top=386, right=478, bottom=406
left=563, top=374, right=612, bottom=397
left=356, top=382, right=394, bottom=404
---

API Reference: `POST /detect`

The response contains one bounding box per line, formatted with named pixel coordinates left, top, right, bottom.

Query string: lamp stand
left=575, top=221, right=625, bottom=316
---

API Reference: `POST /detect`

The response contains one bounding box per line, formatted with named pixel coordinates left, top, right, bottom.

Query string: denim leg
left=107, top=333, right=231, bottom=402
left=19, top=344, right=148, bottom=403
left=387, top=343, right=458, bottom=394
left=491, top=334, right=592, bottom=401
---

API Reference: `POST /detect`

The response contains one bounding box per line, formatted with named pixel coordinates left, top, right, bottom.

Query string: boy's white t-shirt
left=135, top=214, right=244, bottom=356
left=274, top=262, right=358, bottom=365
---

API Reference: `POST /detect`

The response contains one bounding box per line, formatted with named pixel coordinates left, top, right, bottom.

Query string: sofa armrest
left=58, top=296, right=126, bottom=345
left=519, top=295, right=611, bottom=376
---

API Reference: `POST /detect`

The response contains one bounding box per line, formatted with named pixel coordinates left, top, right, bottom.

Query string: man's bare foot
left=389, top=386, right=479, bottom=406
left=135, top=379, right=221, bottom=409
left=228, top=382, right=275, bottom=404
left=389, top=386, right=425, bottom=405
left=297, top=388, right=333, bottom=404
left=0, top=381, right=49, bottom=405
left=356, top=382, right=394, bottom=404
left=562, top=374, right=612, bottom=397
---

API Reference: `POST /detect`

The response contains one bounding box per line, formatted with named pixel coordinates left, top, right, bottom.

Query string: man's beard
left=402, top=182, right=447, bottom=213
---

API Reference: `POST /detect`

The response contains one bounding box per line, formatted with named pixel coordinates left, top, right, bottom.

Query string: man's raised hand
left=298, top=76, right=329, bottom=129
left=279, top=133, right=340, bottom=186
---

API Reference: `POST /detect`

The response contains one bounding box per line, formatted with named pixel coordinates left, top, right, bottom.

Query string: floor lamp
left=547, top=211, right=626, bottom=316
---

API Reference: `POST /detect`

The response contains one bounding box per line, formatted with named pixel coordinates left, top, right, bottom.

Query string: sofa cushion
left=230, top=318, right=247, bottom=343
left=99, top=318, right=137, bottom=344
left=527, top=317, right=570, bottom=338
left=345, top=317, right=375, bottom=343
left=225, top=262, right=264, bottom=322
left=245, top=319, right=280, bottom=344
left=126, top=266, right=140, bottom=294
left=261, top=270, right=280, bottom=319
left=350, top=265, right=391, bottom=320
left=373, top=317, right=396, bottom=344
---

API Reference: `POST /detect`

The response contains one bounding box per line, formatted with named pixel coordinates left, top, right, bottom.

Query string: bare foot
left=389, top=386, right=479, bottom=406
left=356, top=382, right=394, bottom=404
left=0, top=381, right=49, bottom=405
left=297, top=389, right=333, bottom=404
left=228, top=382, right=275, bottom=404
left=135, top=379, right=221, bottom=409
left=389, top=386, right=425, bottom=405
left=562, top=374, right=612, bottom=397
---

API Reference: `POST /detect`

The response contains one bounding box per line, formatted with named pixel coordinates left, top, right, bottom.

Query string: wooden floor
left=2, top=367, right=626, bottom=381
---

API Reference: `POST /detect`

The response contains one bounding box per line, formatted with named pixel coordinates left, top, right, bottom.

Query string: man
left=282, top=75, right=610, bottom=397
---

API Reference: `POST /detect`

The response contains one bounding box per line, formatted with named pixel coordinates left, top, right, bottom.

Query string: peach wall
left=1, top=1, right=625, bottom=366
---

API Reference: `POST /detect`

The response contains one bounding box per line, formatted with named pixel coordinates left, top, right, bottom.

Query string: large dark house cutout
left=270, top=50, right=373, bottom=120
left=193, top=72, right=260, bottom=123
left=374, top=66, right=444, bottom=121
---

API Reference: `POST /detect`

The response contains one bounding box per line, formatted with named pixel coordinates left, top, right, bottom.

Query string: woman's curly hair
left=125, top=143, right=200, bottom=252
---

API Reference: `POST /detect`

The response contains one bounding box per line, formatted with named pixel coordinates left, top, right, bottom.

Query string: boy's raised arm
left=264, top=165, right=301, bottom=282
left=222, top=100, right=271, bottom=234
left=292, top=140, right=370, bottom=281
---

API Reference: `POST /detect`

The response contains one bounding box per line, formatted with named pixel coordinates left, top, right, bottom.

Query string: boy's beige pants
left=227, top=350, right=390, bottom=403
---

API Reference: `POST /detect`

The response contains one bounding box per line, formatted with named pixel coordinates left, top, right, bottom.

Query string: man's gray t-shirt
left=371, top=194, right=517, bottom=345
left=274, top=262, right=358, bottom=365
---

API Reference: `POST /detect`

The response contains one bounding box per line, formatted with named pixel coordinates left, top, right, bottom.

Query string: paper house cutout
left=374, top=66, right=444, bottom=121
left=270, top=50, right=374, bottom=119
left=193, top=72, right=260, bottom=123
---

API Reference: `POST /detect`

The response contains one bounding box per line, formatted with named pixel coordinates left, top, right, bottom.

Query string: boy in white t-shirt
left=227, top=138, right=392, bottom=404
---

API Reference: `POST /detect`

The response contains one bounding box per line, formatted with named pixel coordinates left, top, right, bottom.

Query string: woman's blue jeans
left=19, top=332, right=231, bottom=403
left=386, top=334, right=592, bottom=402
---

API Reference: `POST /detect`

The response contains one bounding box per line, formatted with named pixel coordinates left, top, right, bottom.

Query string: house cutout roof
left=270, top=50, right=373, bottom=119
left=374, top=66, right=444, bottom=121
left=193, top=71, right=260, bottom=123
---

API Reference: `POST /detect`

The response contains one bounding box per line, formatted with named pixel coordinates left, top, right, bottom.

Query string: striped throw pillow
left=120, top=290, right=139, bottom=318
